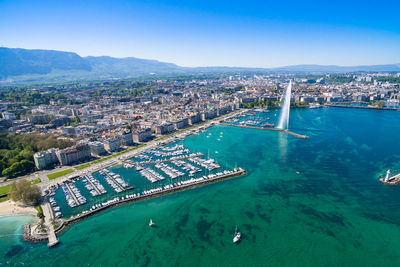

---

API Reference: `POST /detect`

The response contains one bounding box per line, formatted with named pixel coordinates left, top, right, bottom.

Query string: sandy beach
left=0, top=200, right=37, bottom=217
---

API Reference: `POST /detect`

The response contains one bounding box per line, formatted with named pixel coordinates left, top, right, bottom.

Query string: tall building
left=132, top=128, right=152, bottom=143
left=118, top=132, right=133, bottom=146
left=173, top=118, right=189, bottom=130
left=103, top=138, right=120, bottom=152
left=33, top=148, right=59, bottom=169
left=188, top=113, right=201, bottom=125
left=89, top=141, right=106, bottom=156
left=56, top=144, right=91, bottom=165
left=152, top=123, right=174, bottom=135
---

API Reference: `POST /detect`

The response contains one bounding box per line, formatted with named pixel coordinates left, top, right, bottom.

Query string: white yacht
left=233, top=225, right=241, bottom=243
left=149, top=219, right=155, bottom=227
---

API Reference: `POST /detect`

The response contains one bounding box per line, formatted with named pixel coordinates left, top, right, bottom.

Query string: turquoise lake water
left=1, top=107, right=400, bottom=266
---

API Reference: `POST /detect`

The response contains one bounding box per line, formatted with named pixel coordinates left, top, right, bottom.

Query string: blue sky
left=0, top=0, right=399, bottom=67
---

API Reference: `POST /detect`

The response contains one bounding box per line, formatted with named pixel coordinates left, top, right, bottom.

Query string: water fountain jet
left=277, top=80, right=292, bottom=130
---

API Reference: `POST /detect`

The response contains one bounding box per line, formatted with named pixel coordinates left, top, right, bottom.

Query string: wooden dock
left=85, top=176, right=102, bottom=195
left=65, top=183, right=80, bottom=205
left=220, top=123, right=309, bottom=139
left=106, top=174, right=126, bottom=191
left=125, top=153, right=204, bottom=166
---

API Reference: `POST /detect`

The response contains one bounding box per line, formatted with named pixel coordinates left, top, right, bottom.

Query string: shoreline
left=0, top=200, right=37, bottom=218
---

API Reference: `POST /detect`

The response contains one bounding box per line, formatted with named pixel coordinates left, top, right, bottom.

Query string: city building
left=132, top=128, right=152, bottom=143
left=103, top=137, right=120, bottom=152
left=118, top=132, right=133, bottom=146
left=89, top=141, right=106, bottom=156
left=173, top=117, right=189, bottom=130
left=56, top=144, right=91, bottom=165
left=33, top=148, right=59, bottom=169
left=153, top=123, right=174, bottom=135
left=2, top=112, right=16, bottom=120
left=188, top=113, right=201, bottom=125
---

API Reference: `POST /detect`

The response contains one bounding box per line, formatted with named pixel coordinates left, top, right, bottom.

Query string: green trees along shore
left=9, top=179, right=41, bottom=206
left=0, top=133, right=73, bottom=178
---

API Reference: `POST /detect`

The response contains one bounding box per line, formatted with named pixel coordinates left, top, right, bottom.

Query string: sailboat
left=233, top=225, right=241, bottom=243
left=149, top=219, right=155, bottom=227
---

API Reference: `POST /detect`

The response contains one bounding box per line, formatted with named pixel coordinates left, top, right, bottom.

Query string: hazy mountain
left=0, top=47, right=91, bottom=79
left=274, top=64, right=400, bottom=72
left=1, top=47, right=399, bottom=84
left=84, top=56, right=183, bottom=77
left=0, top=47, right=184, bottom=84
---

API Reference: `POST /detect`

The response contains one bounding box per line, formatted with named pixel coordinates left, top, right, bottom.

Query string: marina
left=100, top=170, right=131, bottom=192
left=171, top=160, right=202, bottom=175
left=139, top=167, right=166, bottom=183
left=154, top=163, right=185, bottom=179
left=56, top=167, right=246, bottom=234
left=82, top=175, right=107, bottom=196
left=37, top=137, right=245, bottom=227
left=127, top=152, right=204, bottom=166
left=62, top=182, right=87, bottom=208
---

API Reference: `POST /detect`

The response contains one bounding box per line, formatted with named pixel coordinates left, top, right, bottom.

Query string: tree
left=374, top=100, right=385, bottom=108
left=9, top=179, right=41, bottom=206
left=2, top=160, right=34, bottom=178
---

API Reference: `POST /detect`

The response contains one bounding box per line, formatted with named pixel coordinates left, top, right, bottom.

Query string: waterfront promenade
left=41, top=202, right=59, bottom=247
left=220, top=123, right=309, bottom=139
left=325, top=103, right=400, bottom=111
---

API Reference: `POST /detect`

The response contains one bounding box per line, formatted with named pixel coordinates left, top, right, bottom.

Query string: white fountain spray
left=277, top=80, right=292, bottom=130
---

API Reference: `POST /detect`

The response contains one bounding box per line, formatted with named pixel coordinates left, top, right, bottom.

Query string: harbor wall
left=220, top=123, right=309, bottom=139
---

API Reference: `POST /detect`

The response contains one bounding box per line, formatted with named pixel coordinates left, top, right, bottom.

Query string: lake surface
left=1, top=107, right=400, bottom=266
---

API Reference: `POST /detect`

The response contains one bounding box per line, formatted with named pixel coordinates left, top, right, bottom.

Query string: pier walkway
left=326, top=104, right=400, bottom=111
left=124, top=153, right=204, bottom=166
left=107, top=174, right=126, bottom=191
left=65, top=183, right=80, bottom=205
left=220, top=123, right=309, bottom=139
left=86, top=177, right=101, bottom=195
left=41, top=202, right=59, bottom=247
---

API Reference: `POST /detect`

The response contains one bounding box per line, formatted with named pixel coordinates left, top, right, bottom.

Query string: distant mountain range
left=1, top=47, right=399, bottom=84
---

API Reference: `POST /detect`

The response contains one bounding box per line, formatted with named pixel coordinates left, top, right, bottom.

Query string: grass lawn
left=76, top=163, right=91, bottom=170
left=34, top=205, right=44, bottom=218
left=93, top=156, right=111, bottom=164
left=47, top=169, right=74, bottom=180
left=113, top=144, right=145, bottom=157
left=0, top=184, right=11, bottom=196
left=31, top=178, right=41, bottom=184
left=0, top=184, right=11, bottom=202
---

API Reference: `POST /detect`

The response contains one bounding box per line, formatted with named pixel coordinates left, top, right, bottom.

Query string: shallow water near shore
left=1, top=107, right=400, bottom=266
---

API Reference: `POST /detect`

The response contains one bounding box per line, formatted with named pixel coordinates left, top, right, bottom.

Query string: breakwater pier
left=379, top=171, right=400, bottom=185
left=220, top=123, right=309, bottom=139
